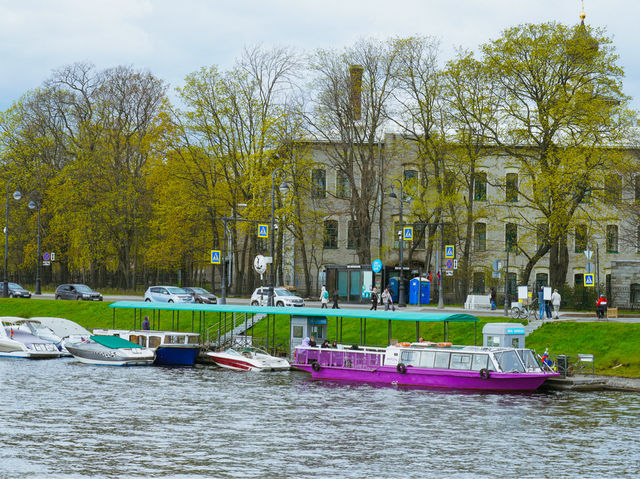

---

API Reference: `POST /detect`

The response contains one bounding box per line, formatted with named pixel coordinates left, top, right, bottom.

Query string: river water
left=1, top=358, right=638, bottom=479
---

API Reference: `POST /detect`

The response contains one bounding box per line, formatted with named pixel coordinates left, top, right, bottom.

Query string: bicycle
left=510, top=298, right=539, bottom=324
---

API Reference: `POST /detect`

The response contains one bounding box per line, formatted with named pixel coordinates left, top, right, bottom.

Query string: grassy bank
left=2, top=299, right=639, bottom=377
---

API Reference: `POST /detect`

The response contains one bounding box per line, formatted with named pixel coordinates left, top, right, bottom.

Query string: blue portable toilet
left=409, top=277, right=430, bottom=305
left=388, top=278, right=399, bottom=303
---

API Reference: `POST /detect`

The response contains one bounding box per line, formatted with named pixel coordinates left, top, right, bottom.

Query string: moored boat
left=293, top=341, right=558, bottom=391
left=206, top=347, right=290, bottom=371
left=93, top=329, right=201, bottom=366
left=65, top=335, right=155, bottom=366
left=0, top=317, right=62, bottom=359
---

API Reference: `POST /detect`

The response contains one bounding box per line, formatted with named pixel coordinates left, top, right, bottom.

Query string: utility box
left=482, top=322, right=526, bottom=349
left=290, top=315, right=327, bottom=356
left=408, top=277, right=430, bottom=305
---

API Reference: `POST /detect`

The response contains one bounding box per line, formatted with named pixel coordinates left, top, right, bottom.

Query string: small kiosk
left=482, top=323, right=526, bottom=348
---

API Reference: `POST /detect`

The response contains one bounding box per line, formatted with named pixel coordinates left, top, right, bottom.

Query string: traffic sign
left=445, top=270, right=454, bottom=276
left=445, top=245, right=455, bottom=259
left=258, top=224, right=268, bottom=238
left=210, top=250, right=221, bottom=264
left=253, top=255, right=267, bottom=275
left=453, top=259, right=458, bottom=270
left=372, top=259, right=383, bottom=273
left=43, top=261, right=51, bottom=266
left=51, top=252, right=55, bottom=261
left=584, top=250, right=593, bottom=261
left=403, top=226, right=413, bottom=241
left=446, top=259, right=453, bottom=270
left=492, top=259, right=502, bottom=272
left=584, top=274, right=594, bottom=287
left=43, top=252, right=50, bottom=261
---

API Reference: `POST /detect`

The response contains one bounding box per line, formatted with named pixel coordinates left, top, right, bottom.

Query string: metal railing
left=295, top=346, right=385, bottom=370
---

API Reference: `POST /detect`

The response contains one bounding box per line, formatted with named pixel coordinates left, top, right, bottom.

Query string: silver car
left=144, top=286, right=194, bottom=303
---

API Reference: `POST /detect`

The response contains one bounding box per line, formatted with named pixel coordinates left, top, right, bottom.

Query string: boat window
left=187, top=335, right=200, bottom=344
left=434, top=351, right=450, bottom=369
left=136, top=336, right=147, bottom=347
left=148, top=336, right=161, bottom=348
left=494, top=350, right=525, bottom=372
left=400, top=350, right=418, bottom=366
left=419, top=350, right=435, bottom=368
left=292, top=326, right=303, bottom=338
left=449, top=353, right=472, bottom=370
left=486, top=335, right=500, bottom=347
left=165, top=335, right=186, bottom=344
left=516, top=349, right=540, bottom=370
left=471, top=354, right=488, bottom=371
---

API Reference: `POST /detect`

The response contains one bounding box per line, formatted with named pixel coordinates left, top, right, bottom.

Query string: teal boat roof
left=91, top=335, right=143, bottom=349
left=109, top=301, right=477, bottom=323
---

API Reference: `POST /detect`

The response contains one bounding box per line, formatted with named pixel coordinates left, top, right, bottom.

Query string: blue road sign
left=584, top=273, right=594, bottom=287
left=446, top=259, right=453, bottom=270
left=258, top=224, right=268, bottom=238
left=43, top=252, right=50, bottom=261
left=372, top=259, right=383, bottom=273
left=210, top=250, right=221, bottom=264
left=445, top=245, right=455, bottom=259
left=403, top=226, right=413, bottom=241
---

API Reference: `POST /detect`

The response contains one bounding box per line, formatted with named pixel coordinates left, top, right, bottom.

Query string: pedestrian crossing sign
left=445, top=245, right=455, bottom=259
left=210, top=250, right=221, bottom=264
left=584, top=273, right=594, bottom=287
left=258, top=224, right=268, bottom=238
left=403, top=226, right=413, bottom=241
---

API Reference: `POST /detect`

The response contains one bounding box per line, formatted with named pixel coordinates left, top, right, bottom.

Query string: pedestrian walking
left=490, top=287, right=497, bottom=310
left=381, top=287, right=390, bottom=311
left=320, top=286, right=329, bottom=309
left=370, top=288, right=378, bottom=310
left=332, top=290, right=340, bottom=309
left=538, top=286, right=545, bottom=320
left=551, top=288, right=561, bottom=319
left=596, top=295, right=608, bottom=319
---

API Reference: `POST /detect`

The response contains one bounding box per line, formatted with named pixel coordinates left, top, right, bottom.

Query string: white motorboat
left=29, top=317, right=92, bottom=354
left=0, top=317, right=62, bottom=359
left=65, top=335, right=155, bottom=366
left=205, top=347, right=290, bottom=372
left=9, top=318, right=68, bottom=354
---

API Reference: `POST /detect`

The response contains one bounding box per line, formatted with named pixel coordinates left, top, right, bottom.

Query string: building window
left=537, top=223, right=549, bottom=251
left=312, top=169, right=326, bottom=198
left=535, top=273, right=548, bottom=290
left=336, top=171, right=351, bottom=199
left=404, top=170, right=418, bottom=182
left=635, top=175, right=640, bottom=202
left=474, top=172, right=487, bottom=201
left=472, top=272, right=485, bottom=294
left=631, top=284, right=640, bottom=304
left=323, top=220, right=338, bottom=249
left=347, top=220, right=360, bottom=249
left=574, top=274, right=584, bottom=286
left=505, top=223, right=517, bottom=253
left=606, top=225, right=618, bottom=253
left=474, top=222, right=486, bottom=251
left=575, top=224, right=587, bottom=253
left=506, top=173, right=518, bottom=202
left=605, top=174, right=621, bottom=205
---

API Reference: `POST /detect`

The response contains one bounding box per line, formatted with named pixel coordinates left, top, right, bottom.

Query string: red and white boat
left=206, top=347, right=290, bottom=372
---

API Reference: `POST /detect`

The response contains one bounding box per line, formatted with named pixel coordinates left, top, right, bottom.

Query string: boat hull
left=206, top=352, right=290, bottom=372
left=155, top=345, right=200, bottom=366
left=294, top=364, right=551, bottom=391
left=66, top=343, right=155, bottom=366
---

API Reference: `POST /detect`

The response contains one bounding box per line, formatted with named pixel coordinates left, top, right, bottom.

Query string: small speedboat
left=0, top=317, right=62, bottom=359
left=93, top=329, right=201, bottom=366
left=65, top=335, right=155, bottom=366
left=30, top=317, right=92, bottom=355
left=206, top=347, right=290, bottom=371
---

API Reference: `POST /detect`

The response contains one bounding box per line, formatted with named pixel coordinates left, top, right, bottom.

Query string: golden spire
left=580, top=0, right=586, bottom=24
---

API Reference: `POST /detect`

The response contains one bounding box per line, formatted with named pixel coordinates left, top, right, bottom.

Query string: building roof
left=108, top=301, right=477, bottom=323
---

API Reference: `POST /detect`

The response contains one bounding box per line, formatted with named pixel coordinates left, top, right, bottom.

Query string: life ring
left=480, top=368, right=491, bottom=380
left=437, top=342, right=452, bottom=347
left=397, top=342, right=411, bottom=347
left=311, top=361, right=321, bottom=372
left=397, top=363, right=407, bottom=374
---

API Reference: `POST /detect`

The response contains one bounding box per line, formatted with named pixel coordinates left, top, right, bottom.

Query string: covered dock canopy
left=108, top=301, right=479, bottom=352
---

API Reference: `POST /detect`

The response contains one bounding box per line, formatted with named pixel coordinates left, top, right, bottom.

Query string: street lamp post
left=268, top=168, right=289, bottom=307
left=3, top=178, right=22, bottom=298
left=28, top=198, right=42, bottom=295
left=389, top=179, right=407, bottom=307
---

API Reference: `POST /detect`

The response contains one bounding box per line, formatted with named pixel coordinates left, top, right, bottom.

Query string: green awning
left=108, top=301, right=478, bottom=323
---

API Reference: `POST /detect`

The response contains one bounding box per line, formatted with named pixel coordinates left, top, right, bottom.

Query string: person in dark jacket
left=332, top=290, right=340, bottom=309
left=142, top=316, right=150, bottom=330
left=370, top=288, right=378, bottom=310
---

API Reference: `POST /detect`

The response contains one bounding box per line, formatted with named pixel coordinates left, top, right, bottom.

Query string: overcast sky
left=1, top=0, right=638, bottom=111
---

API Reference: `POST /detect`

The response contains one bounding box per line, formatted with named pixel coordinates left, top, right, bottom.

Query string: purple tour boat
left=293, top=341, right=559, bottom=391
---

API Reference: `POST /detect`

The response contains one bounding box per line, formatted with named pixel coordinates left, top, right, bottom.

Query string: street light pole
left=3, top=178, right=21, bottom=298
left=269, top=168, right=288, bottom=307
left=29, top=198, right=42, bottom=295
left=389, top=179, right=406, bottom=307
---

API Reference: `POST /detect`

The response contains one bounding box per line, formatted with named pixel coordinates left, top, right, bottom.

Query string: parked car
left=144, top=286, right=194, bottom=303
left=55, top=284, right=103, bottom=301
left=182, top=287, right=218, bottom=304
left=250, top=287, right=305, bottom=307
left=7, top=282, right=31, bottom=298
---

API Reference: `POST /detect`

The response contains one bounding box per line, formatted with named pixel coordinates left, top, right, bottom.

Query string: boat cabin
left=482, top=323, right=526, bottom=348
